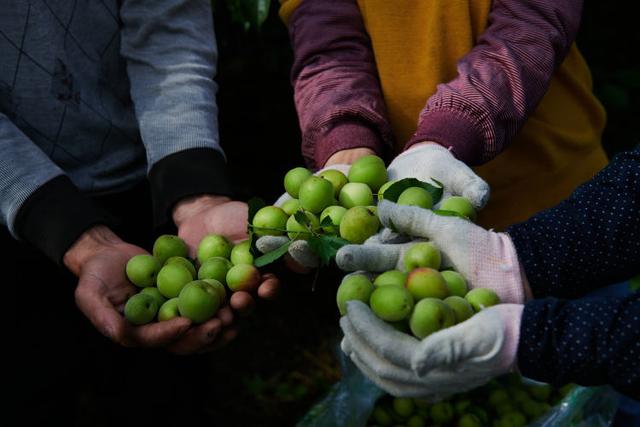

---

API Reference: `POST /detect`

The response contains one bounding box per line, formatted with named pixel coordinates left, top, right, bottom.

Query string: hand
left=336, top=200, right=531, bottom=304
left=388, top=142, right=490, bottom=209
left=339, top=301, right=522, bottom=399
left=173, top=195, right=280, bottom=311
left=256, top=164, right=352, bottom=271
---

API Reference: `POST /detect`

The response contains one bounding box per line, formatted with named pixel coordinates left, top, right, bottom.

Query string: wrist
left=172, top=194, right=231, bottom=228
left=324, top=147, right=376, bottom=167
left=63, top=225, right=123, bottom=276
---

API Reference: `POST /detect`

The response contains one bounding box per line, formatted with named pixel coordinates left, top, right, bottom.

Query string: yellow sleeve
left=279, top=0, right=302, bottom=25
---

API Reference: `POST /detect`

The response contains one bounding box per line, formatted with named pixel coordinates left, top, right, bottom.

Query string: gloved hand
left=256, top=164, right=351, bottom=269
left=340, top=300, right=523, bottom=399
left=337, top=200, right=531, bottom=304
left=387, top=142, right=490, bottom=209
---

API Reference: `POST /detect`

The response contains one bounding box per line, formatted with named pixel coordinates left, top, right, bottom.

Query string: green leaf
left=319, top=216, right=334, bottom=228
left=629, top=275, right=640, bottom=292
left=307, top=235, right=351, bottom=266
left=382, top=178, right=444, bottom=205
left=248, top=197, right=266, bottom=224
left=254, top=240, right=293, bottom=267
left=294, top=211, right=310, bottom=227
left=432, top=209, right=468, bottom=219
left=224, top=0, right=271, bottom=30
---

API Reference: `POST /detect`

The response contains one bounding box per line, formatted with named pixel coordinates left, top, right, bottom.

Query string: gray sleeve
left=119, top=0, right=224, bottom=169
left=0, top=113, right=65, bottom=236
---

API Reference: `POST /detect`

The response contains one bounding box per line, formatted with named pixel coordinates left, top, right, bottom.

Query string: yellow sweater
left=281, top=0, right=608, bottom=230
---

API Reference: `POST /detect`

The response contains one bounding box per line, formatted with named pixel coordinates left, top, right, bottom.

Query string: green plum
left=226, top=264, right=261, bottom=292
left=397, top=187, right=433, bottom=209
left=454, top=398, right=472, bottom=415
left=370, top=286, right=414, bottom=322
left=230, top=240, right=254, bottom=265
left=284, top=167, right=312, bottom=198
left=371, top=407, right=394, bottom=426
left=157, top=263, right=194, bottom=298
left=440, top=196, right=476, bottom=221
left=177, top=280, right=221, bottom=323
left=465, top=288, right=501, bottom=312
left=430, top=402, right=454, bottom=425
left=319, top=169, right=349, bottom=196
left=287, top=211, right=320, bottom=240
left=409, top=298, right=455, bottom=339
left=320, top=205, right=347, bottom=234
left=299, top=176, right=334, bottom=213
left=405, top=268, right=449, bottom=300
left=336, top=274, right=374, bottom=315
left=488, top=389, right=509, bottom=406
left=165, top=256, right=197, bottom=278
left=281, top=198, right=301, bottom=216
left=339, top=206, right=380, bottom=244
left=393, top=397, right=415, bottom=418
left=139, top=287, right=166, bottom=309
left=441, top=270, right=468, bottom=297
left=443, top=296, right=474, bottom=323
left=198, top=256, right=232, bottom=284
left=126, top=254, right=161, bottom=288
left=498, top=411, right=527, bottom=427
left=124, top=293, right=158, bottom=325
left=152, top=235, right=188, bottom=264
left=201, top=279, right=227, bottom=303
left=339, top=182, right=374, bottom=208
left=252, top=206, right=288, bottom=237
left=457, top=414, right=482, bottom=427
left=348, top=155, right=388, bottom=192
left=527, top=384, right=553, bottom=401
left=373, top=270, right=407, bottom=287
left=197, top=234, right=232, bottom=264
left=406, top=415, right=425, bottom=427
left=403, top=242, right=441, bottom=270
left=157, top=298, right=180, bottom=321
left=377, top=180, right=397, bottom=200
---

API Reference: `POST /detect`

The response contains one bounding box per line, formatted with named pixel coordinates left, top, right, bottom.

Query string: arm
left=408, top=0, right=584, bottom=164
left=0, top=113, right=114, bottom=264
left=508, top=147, right=640, bottom=299
left=286, top=0, right=394, bottom=169
left=519, top=294, right=640, bottom=399
left=119, top=0, right=233, bottom=226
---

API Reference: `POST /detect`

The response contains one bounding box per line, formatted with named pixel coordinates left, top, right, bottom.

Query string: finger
left=377, top=200, right=467, bottom=241
left=283, top=254, right=312, bottom=274
left=256, top=236, right=290, bottom=254
left=166, top=318, right=222, bottom=355
left=336, top=243, right=404, bottom=272
left=230, top=291, right=255, bottom=316
left=288, top=240, right=320, bottom=268
left=349, top=353, right=429, bottom=398
left=257, top=273, right=280, bottom=300
left=446, top=165, right=490, bottom=209
left=412, top=309, right=504, bottom=376
left=126, top=317, right=192, bottom=348
left=216, top=305, right=234, bottom=327
left=343, top=301, right=419, bottom=368
left=197, top=328, right=239, bottom=354
left=75, top=285, right=130, bottom=342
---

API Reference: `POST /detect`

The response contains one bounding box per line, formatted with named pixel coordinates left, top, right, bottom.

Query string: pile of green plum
left=367, top=375, right=576, bottom=427
left=123, top=234, right=259, bottom=325
left=336, top=241, right=500, bottom=338
left=252, top=155, right=475, bottom=245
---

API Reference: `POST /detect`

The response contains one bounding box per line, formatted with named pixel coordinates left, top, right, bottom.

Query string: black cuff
left=13, top=175, right=117, bottom=266
left=148, top=148, right=234, bottom=228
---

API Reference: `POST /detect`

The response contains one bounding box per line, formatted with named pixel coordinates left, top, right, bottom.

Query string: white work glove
left=256, top=164, right=351, bottom=269
left=340, top=301, right=523, bottom=399
left=387, top=143, right=490, bottom=209
left=337, top=200, right=530, bottom=304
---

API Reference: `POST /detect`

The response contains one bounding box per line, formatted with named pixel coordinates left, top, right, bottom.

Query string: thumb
left=336, top=243, right=405, bottom=272
left=411, top=309, right=504, bottom=376
left=256, top=235, right=290, bottom=254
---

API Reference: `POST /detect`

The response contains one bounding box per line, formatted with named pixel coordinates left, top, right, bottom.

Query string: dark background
left=172, top=2, right=640, bottom=426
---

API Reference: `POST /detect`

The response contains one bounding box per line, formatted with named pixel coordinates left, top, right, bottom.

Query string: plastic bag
left=297, top=348, right=619, bottom=427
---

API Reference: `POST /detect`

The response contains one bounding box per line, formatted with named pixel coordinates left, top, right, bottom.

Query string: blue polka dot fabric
left=517, top=295, right=640, bottom=399
left=508, top=146, right=640, bottom=298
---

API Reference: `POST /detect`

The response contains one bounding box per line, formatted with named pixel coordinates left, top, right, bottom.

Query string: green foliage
left=224, top=0, right=271, bottom=30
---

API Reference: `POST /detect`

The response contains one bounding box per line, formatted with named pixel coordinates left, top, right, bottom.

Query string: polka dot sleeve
left=518, top=294, right=640, bottom=399
left=507, top=146, right=640, bottom=299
